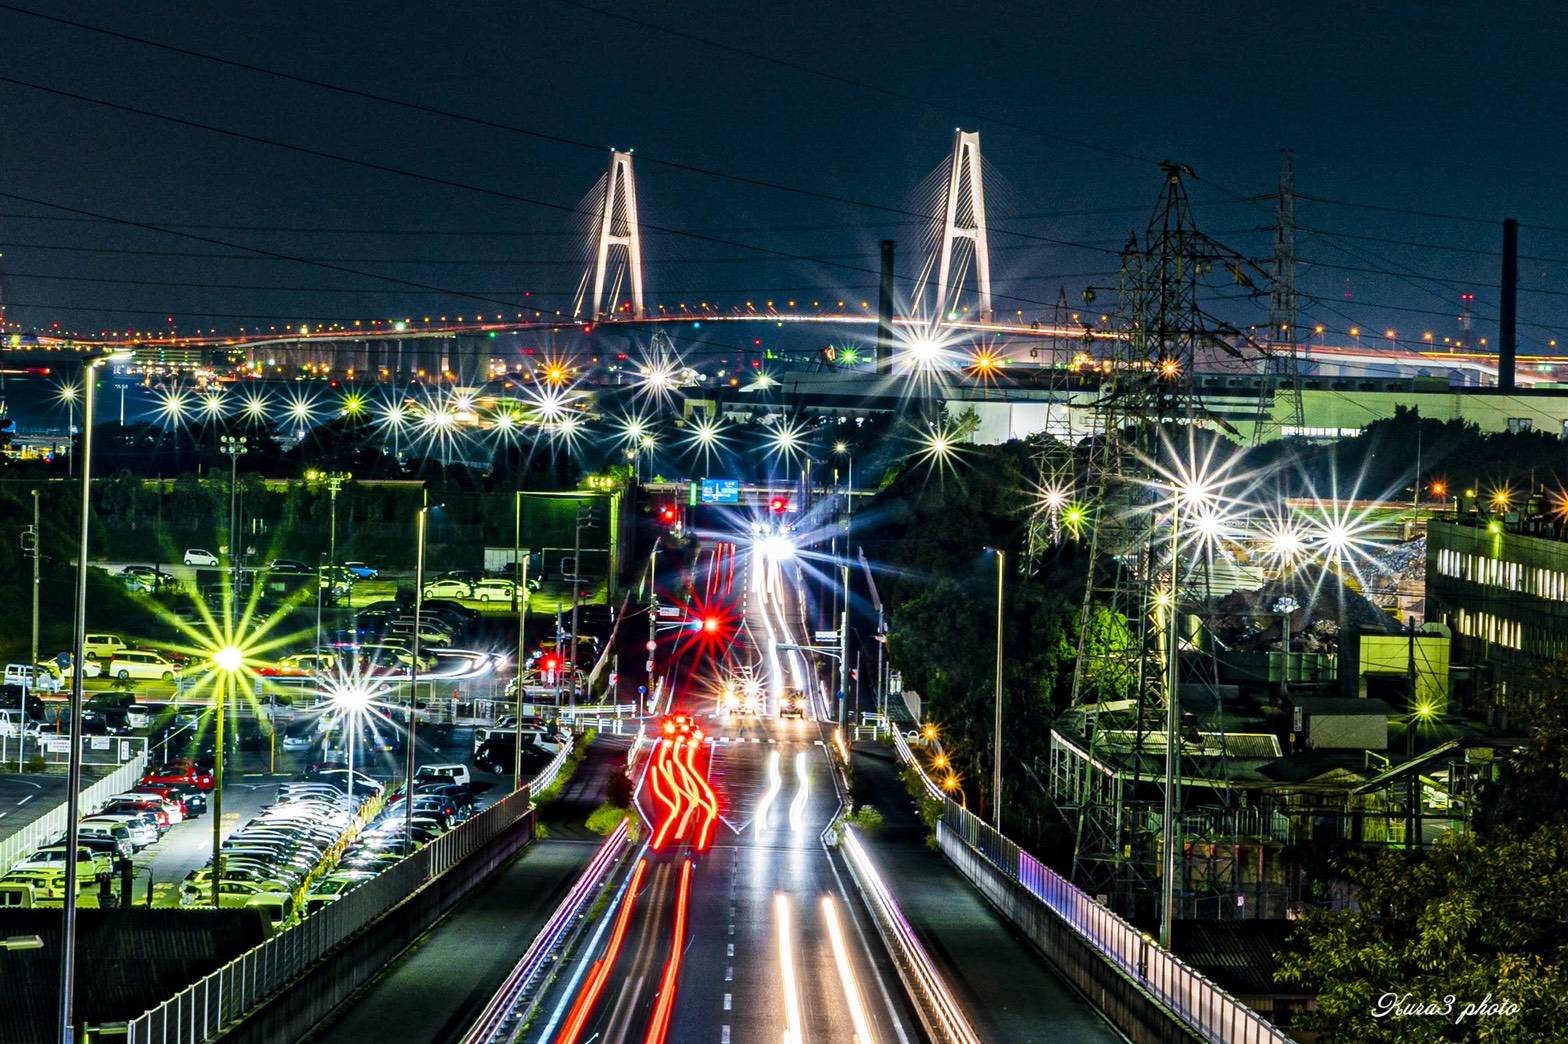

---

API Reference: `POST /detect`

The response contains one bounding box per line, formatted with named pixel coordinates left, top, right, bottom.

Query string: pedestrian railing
left=0, top=753, right=149, bottom=874
left=893, top=730, right=1292, bottom=1044
left=460, top=818, right=631, bottom=1044
left=527, top=732, right=575, bottom=795
left=124, top=783, right=535, bottom=1044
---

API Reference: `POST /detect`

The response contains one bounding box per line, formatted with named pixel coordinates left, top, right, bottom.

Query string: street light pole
left=408, top=494, right=429, bottom=851
left=987, top=547, right=1005, bottom=829
left=1160, top=498, right=1183, bottom=951
left=25, top=490, right=39, bottom=773
left=220, top=436, right=248, bottom=603
left=512, top=490, right=530, bottom=792
left=838, top=561, right=850, bottom=728
left=59, top=351, right=124, bottom=1044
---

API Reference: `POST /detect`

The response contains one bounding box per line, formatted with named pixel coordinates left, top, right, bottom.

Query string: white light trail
left=756, top=749, right=782, bottom=830
left=775, top=893, right=806, bottom=1044
left=822, top=895, right=876, bottom=1044
left=788, top=750, right=809, bottom=833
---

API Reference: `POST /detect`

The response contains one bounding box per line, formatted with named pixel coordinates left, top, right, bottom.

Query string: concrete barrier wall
left=214, top=809, right=535, bottom=1044
left=938, top=826, right=1204, bottom=1044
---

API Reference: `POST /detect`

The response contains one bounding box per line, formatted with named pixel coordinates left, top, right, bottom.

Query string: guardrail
left=891, top=727, right=945, bottom=803
left=892, top=730, right=1291, bottom=1044
left=841, top=825, right=980, bottom=1044
left=526, top=732, right=575, bottom=796
left=124, top=784, right=535, bottom=1044
left=0, top=753, right=149, bottom=874
left=460, top=819, right=631, bottom=1044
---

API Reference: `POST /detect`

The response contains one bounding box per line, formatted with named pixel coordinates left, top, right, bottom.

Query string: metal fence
left=893, top=729, right=1291, bottom=1044
left=125, top=783, right=536, bottom=1044
left=0, top=733, right=147, bottom=768
left=0, top=753, right=149, bottom=874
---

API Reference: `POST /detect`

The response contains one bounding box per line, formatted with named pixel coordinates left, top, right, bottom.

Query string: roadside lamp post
left=407, top=493, right=439, bottom=851
left=220, top=435, right=248, bottom=601
left=59, top=348, right=131, bottom=1044
left=209, top=645, right=245, bottom=909
left=305, top=470, right=353, bottom=606
left=983, top=547, right=1005, bottom=830
left=512, top=491, right=531, bottom=793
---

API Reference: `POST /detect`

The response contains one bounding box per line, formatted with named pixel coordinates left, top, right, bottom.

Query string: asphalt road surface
left=303, top=738, right=630, bottom=1043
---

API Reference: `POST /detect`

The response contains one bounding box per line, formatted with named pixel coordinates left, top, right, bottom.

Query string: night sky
left=3, top=0, right=1567, bottom=358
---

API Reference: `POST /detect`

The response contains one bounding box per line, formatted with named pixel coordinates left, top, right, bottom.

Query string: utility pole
left=512, top=490, right=531, bottom=792
left=23, top=491, right=39, bottom=772
left=1406, top=617, right=1420, bottom=849
left=570, top=502, right=594, bottom=709
left=1160, top=506, right=1182, bottom=949
left=838, top=561, right=850, bottom=728
left=220, top=435, right=247, bottom=603
left=990, top=548, right=1005, bottom=829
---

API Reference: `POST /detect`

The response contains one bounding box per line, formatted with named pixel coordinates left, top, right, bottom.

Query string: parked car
left=267, top=559, right=311, bottom=574
left=0, top=709, right=43, bottom=740
left=107, top=650, right=181, bottom=682
left=14, top=846, right=103, bottom=879
left=421, top=578, right=472, bottom=599
left=81, top=814, right=157, bottom=849
left=257, top=653, right=337, bottom=678
left=182, top=548, right=219, bottom=566
left=82, top=634, right=125, bottom=661
left=342, top=562, right=379, bottom=579
left=143, top=759, right=215, bottom=791
left=471, top=578, right=517, bottom=603
left=414, top=763, right=472, bottom=791
left=74, top=822, right=135, bottom=859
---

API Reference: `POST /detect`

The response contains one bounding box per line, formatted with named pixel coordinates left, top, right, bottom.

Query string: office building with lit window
left=1426, top=512, right=1568, bottom=700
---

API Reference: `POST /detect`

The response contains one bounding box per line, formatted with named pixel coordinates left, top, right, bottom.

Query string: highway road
left=532, top=525, right=920, bottom=1044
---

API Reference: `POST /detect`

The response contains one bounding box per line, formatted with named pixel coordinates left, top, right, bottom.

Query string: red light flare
left=557, top=858, right=650, bottom=1044
left=674, top=595, right=739, bottom=665
left=643, top=859, right=694, bottom=1044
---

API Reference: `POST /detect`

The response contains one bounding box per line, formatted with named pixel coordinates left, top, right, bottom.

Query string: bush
left=846, top=805, right=884, bottom=832
left=23, top=755, right=46, bottom=773
left=605, top=768, right=634, bottom=808
left=585, top=801, right=638, bottom=839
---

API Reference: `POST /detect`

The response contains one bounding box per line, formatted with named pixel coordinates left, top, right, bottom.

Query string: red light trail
left=643, top=859, right=693, bottom=1044
left=648, top=722, right=719, bottom=853
left=556, top=858, right=649, bottom=1044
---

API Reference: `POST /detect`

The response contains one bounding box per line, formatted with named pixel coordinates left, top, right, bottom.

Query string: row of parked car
left=257, top=598, right=482, bottom=681
left=0, top=759, right=214, bottom=906
left=177, top=767, right=380, bottom=923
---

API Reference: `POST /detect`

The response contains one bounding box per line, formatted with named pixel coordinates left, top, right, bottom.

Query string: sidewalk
left=850, top=742, right=1124, bottom=1044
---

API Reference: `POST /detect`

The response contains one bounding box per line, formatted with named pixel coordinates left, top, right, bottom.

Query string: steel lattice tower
left=1023, top=289, right=1085, bottom=571
left=1056, top=163, right=1263, bottom=925
left=1253, top=150, right=1304, bottom=443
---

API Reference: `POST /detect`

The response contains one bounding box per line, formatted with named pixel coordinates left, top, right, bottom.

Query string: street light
left=983, top=547, right=1005, bottom=829
left=210, top=644, right=244, bottom=910
left=512, top=491, right=531, bottom=792
left=306, top=470, right=353, bottom=610
left=58, top=348, right=130, bottom=1044
left=407, top=493, right=440, bottom=851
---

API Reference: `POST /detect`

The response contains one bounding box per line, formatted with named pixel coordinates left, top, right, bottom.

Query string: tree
left=1275, top=826, right=1568, bottom=1042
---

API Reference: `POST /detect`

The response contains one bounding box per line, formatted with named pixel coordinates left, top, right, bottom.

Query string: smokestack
left=876, top=239, right=895, bottom=373
left=1499, top=218, right=1518, bottom=391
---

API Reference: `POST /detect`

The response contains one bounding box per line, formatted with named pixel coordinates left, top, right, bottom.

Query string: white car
left=421, top=578, right=473, bottom=599
left=471, top=578, right=516, bottom=603
left=107, top=651, right=181, bottom=682
left=183, top=549, right=219, bottom=566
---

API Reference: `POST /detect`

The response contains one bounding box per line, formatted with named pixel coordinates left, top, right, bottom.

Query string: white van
left=107, top=651, right=180, bottom=682
left=4, top=664, right=60, bottom=693
left=83, top=635, right=126, bottom=661
left=0, top=710, right=42, bottom=740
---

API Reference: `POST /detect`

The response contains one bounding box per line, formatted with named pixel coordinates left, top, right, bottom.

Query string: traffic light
left=658, top=503, right=678, bottom=525
left=769, top=496, right=789, bottom=514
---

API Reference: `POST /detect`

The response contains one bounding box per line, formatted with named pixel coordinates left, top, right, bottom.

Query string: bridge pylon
left=932, top=129, right=992, bottom=325
left=584, top=150, right=646, bottom=320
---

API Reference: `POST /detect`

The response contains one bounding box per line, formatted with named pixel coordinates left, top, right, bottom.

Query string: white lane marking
left=721, top=1027, right=730, bottom=1044
left=727, top=943, right=735, bottom=957
left=17, top=795, right=33, bottom=807
left=723, top=993, right=732, bottom=1011
left=725, top=966, right=734, bottom=981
